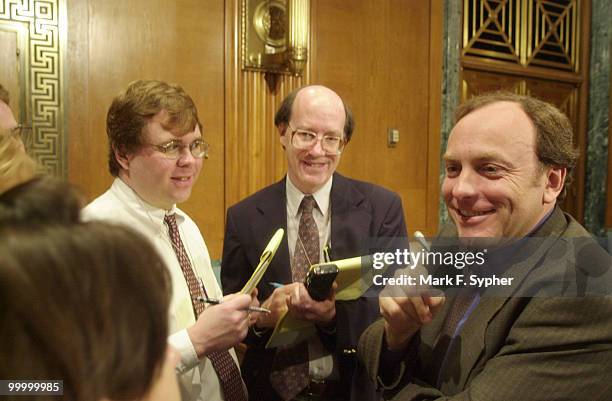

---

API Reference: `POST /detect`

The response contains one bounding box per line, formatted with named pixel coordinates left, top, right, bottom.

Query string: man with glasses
left=83, top=80, right=254, bottom=401
left=222, top=85, right=407, bottom=401
left=0, top=83, right=35, bottom=193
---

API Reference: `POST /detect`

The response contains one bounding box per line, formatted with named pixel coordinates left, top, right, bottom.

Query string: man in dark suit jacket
left=358, top=92, right=612, bottom=400
left=222, top=85, right=407, bottom=401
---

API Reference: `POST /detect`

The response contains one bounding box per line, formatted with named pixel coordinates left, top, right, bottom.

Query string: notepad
left=265, top=254, right=376, bottom=348
left=240, top=228, right=285, bottom=295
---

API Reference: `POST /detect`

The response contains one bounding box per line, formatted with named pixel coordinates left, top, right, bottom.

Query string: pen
left=323, top=243, right=331, bottom=263
left=195, top=296, right=271, bottom=314
left=414, top=231, right=431, bottom=252
left=268, top=281, right=285, bottom=289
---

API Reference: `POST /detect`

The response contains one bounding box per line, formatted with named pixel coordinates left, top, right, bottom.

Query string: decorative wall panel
left=1, top=0, right=65, bottom=177
left=463, top=0, right=579, bottom=71
left=225, top=0, right=308, bottom=208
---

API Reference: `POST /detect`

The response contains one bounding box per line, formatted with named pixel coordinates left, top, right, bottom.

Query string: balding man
left=222, top=85, right=408, bottom=401
left=358, top=92, right=612, bottom=401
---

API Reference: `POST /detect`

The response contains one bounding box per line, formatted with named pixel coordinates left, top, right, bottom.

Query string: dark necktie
left=440, top=291, right=478, bottom=339
left=165, top=214, right=247, bottom=401
left=435, top=287, right=479, bottom=386
left=270, top=195, right=319, bottom=400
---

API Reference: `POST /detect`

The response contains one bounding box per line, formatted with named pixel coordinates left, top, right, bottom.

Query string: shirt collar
left=285, top=175, right=333, bottom=218
left=114, top=178, right=185, bottom=228
left=526, top=208, right=554, bottom=237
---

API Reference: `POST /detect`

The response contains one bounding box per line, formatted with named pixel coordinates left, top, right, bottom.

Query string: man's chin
left=456, top=223, right=499, bottom=239
left=171, top=190, right=193, bottom=205
left=293, top=174, right=331, bottom=193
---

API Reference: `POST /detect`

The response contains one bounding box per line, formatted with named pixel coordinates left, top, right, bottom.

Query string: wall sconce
left=242, top=0, right=310, bottom=79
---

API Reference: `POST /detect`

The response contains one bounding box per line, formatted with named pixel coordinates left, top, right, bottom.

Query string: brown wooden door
left=311, top=0, right=444, bottom=236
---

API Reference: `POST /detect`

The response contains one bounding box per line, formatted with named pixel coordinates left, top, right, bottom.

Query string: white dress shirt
left=285, top=176, right=337, bottom=380
left=82, top=178, right=237, bottom=401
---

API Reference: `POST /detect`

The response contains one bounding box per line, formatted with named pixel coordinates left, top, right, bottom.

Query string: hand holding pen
left=186, top=292, right=252, bottom=357
left=196, top=296, right=270, bottom=314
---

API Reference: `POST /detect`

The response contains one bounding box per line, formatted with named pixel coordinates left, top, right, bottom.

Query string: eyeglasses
left=288, top=123, right=344, bottom=155
left=11, top=124, right=33, bottom=147
left=148, top=138, right=210, bottom=160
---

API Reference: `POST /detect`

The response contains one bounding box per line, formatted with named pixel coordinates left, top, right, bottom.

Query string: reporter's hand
left=187, top=293, right=251, bottom=357
left=255, top=285, right=293, bottom=329
left=287, top=282, right=336, bottom=324
left=380, top=293, right=445, bottom=351
left=248, top=288, right=260, bottom=326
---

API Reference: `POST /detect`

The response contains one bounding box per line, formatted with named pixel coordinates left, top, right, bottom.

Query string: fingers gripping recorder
left=304, top=263, right=339, bottom=301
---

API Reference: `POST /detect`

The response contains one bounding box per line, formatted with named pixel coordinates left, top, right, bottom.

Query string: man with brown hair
left=358, top=92, right=612, bottom=400
left=83, top=80, right=254, bottom=401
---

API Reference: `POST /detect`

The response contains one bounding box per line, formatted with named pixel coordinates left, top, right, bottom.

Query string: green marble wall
left=439, top=0, right=462, bottom=226
left=584, top=0, right=612, bottom=237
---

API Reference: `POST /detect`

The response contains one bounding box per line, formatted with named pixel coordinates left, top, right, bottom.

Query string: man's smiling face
left=280, top=86, right=345, bottom=194
left=119, top=110, right=203, bottom=209
left=442, top=101, right=552, bottom=238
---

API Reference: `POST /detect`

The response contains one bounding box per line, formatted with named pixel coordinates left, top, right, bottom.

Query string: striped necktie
left=270, top=195, right=319, bottom=400
left=165, top=213, right=247, bottom=401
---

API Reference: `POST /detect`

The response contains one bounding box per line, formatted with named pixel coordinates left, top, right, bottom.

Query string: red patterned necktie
left=165, top=214, right=247, bottom=401
left=270, top=195, right=319, bottom=400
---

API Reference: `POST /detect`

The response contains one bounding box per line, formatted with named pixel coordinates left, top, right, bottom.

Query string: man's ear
left=113, top=146, right=131, bottom=171
left=543, top=166, right=566, bottom=204
left=278, top=123, right=287, bottom=149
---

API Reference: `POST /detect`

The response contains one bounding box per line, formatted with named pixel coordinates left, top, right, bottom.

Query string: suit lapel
left=330, top=174, right=371, bottom=259
left=437, top=208, right=568, bottom=392
left=253, top=178, right=292, bottom=289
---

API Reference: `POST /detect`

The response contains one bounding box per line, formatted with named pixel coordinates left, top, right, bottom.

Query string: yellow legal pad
left=266, top=255, right=374, bottom=348
left=240, top=228, right=285, bottom=294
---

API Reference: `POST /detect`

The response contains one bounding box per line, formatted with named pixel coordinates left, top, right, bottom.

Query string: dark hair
left=0, top=222, right=171, bottom=401
left=106, top=80, right=201, bottom=176
left=454, top=91, right=579, bottom=200
left=274, top=86, right=355, bottom=142
left=0, top=177, right=82, bottom=226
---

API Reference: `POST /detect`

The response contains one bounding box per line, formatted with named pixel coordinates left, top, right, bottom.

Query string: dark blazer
left=358, top=207, right=612, bottom=401
left=222, top=173, right=408, bottom=401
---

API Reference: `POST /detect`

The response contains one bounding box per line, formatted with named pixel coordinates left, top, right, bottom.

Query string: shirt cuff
left=168, top=329, right=200, bottom=374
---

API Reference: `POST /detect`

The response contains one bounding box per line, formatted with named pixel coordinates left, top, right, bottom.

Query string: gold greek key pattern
left=1, top=0, right=65, bottom=177
left=463, top=0, right=579, bottom=72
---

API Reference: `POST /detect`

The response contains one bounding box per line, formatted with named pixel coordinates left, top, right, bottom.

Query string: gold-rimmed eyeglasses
left=147, top=138, right=210, bottom=160
left=11, top=124, right=33, bottom=147
left=288, top=123, right=344, bottom=155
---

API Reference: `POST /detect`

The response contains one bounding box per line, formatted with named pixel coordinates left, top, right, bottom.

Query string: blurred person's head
left=442, top=92, right=576, bottom=238
left=106, top=80, right=207, bottom=209
left=0, top=127, right=36, bottom=194
left=0, top=222, right=179, bottom=401
left=0, top=177, right=83, bottom=225
left=0, top=83, right=18, bottom=130
left=274, top=85, right=354, bottom=194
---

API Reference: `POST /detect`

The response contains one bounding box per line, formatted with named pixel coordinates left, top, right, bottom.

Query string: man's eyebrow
left=295, top=127, right=342, bottom=137
left=442, top=153, right=455, bottom=162
left=442, top=151, right=516, bottom=166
